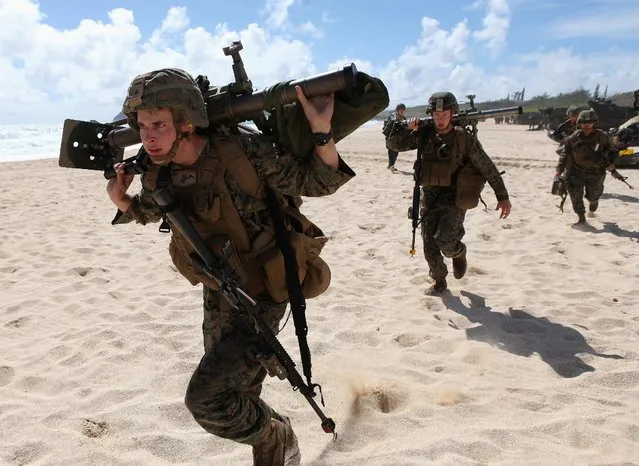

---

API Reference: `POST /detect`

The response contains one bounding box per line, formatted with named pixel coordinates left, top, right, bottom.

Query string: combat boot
left=452, top=252, right=467, bottom=279
left=589, top=201, right=598, bottom=212
left=575, top=213, right=586, bottom=224
left=252, top=417, right=300, bottom=466
left=426, top=278, right=447, bottom=295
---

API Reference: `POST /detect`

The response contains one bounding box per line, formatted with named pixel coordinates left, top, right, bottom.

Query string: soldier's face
left=397, top=108, right=405, bottom=118
left=570, top=116, right=578, bottom=124
left=137, top=108, right=178, bottom=160
left=581, top=122, right=595, bottom=134
left=433, top=110, right=453, bottom=131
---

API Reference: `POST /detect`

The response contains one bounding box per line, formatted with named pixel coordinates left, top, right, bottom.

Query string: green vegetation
left=377, top=88, right=637, bottom=119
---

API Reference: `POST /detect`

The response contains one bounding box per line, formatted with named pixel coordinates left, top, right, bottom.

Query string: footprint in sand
left=393, top=333, right=430, bottom=348
left=80, top=419, right=109, bottom=438
left=352, top=386, right=406, bottom=414
left=364, top=248, right=377, bottom=259
left=357, top=224, right=385, bottom=233
left=5, top=316, right=29, bottom=328
left=0, top=366, right=15, bottom=387
left=72, top=267, right=91, bottom=277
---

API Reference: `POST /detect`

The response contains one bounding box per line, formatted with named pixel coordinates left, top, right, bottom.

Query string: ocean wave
left=0, top=124, right=63, bottom=161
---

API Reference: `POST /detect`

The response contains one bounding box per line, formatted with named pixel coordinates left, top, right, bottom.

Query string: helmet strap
left=151, top=130, right=190, bottom=166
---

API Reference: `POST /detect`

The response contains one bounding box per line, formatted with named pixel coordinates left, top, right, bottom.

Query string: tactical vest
left=419, top=127, right=486, bottom=210
left=141, top=132, right=331, bottom=303
left=570, top=130, right=606, bottom=170
left=420, top=129, right=461, bottom=187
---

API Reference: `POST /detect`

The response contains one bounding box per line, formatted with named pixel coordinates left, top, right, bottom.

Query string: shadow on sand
left=439, top=290, right=623, bottom=378
left=600, top=192, right=638, bottom=204
left=570, top=220, right=639, bottom=240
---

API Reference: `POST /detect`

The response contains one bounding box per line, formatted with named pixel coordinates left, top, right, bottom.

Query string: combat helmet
left=577, top=109, right=598, bottom=124
left=566, top=106, right=580, bottom=118
left=427, top=92, right=459, bottom=114
left=122, top=68, right=209, bottom=132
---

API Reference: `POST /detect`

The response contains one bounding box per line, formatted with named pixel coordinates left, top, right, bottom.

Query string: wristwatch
left=311, top=129, right=333, bottom=146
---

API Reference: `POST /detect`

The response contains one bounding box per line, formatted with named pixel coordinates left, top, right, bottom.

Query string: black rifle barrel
left=107, top=64, right=358, bottom=150
left=425, top=105, right=523, bottom=125
left=152, top=188, right=219, bottom=271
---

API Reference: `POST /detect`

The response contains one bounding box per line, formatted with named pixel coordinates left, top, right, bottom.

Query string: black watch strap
left=311, top=129, right=333, bottom=146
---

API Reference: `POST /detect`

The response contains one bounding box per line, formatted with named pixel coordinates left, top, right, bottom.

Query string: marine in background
left=382, top=103, right=407, bottom=172
left=556, top=109, right=617, bottom=225
left=387, top=92, right=511, bottom=295
left=549, top=106, right=580, bottom=144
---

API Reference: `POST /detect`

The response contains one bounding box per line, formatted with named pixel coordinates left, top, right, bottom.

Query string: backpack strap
left=156, top=165, right=172, bottom=233
left=211, top=131, right=319, bottom=392
left=210, top=133, right=265, bottom=199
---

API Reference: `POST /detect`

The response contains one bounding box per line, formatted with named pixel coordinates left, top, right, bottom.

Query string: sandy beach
left=1, top=122, right=638, bottom=465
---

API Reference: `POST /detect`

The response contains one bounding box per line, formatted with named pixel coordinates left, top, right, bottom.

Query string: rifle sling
left=153, top=159, right=316, bottom=390
left=264, top=187, right=315, bottom=389
left=157, top=165, right=172, bottom=233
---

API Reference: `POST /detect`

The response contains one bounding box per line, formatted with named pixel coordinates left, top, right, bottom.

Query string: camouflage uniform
left=549, top=106, right=580, bottom=144
left=550, top=119, right=577, bottom=143
left=557, top=127, right=615, bottom=217
left=385, top=106, right=407, bottom=169
left=387, top=125, right=508, bottom=282
left=112, top=69, right=355, bottom=450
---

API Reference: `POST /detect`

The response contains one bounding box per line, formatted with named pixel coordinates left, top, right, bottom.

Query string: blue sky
left=2, top=0, right=639, bottom=123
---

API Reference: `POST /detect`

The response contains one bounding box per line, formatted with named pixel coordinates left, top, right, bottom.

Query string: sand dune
left=1, top=122, right=638, bottom=465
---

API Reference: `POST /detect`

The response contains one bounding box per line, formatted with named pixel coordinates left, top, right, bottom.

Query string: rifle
left=409, top=139, right=424, bottom=257
left=152, top=186, right=337, bottom=438
left=58, top=40, right=359, bottom=180
left=391, top=97, right=523, bottom=137
left=610, top=169, right=633, bottom=189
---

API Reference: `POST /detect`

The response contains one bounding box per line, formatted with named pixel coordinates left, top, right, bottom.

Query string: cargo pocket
left=302, top=255, right=331, bottom=299
left=455, top=164, right=486, bottom=210
left=257, top=231, right=330, bottom=303
left=204, top=235, right=251, bottom=287
left=169, top=238, right=220, bottom=290
left=194, top=193, right=221, bottom=222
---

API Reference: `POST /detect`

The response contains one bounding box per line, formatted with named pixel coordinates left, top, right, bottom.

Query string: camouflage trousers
left=184, top=285, right=287, bottom=445
left=420, top=199, right=467, bottom=281
left=565, top=169, right=606, bottom=214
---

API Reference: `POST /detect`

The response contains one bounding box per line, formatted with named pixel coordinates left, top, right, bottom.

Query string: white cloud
left=1, top=0, right=638, bottom=124
left=0, top=1, right=317, bottom=124
left=148, top=7, right=190, bottom=48
left=472, top=0, right=511, bottom=56
left=263, top=0, right=296, bottom=29
left=297, top=21, right=323, bottom=38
